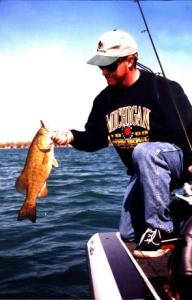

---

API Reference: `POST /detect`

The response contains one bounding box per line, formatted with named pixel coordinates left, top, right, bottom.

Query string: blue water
left=0, top=147, right=128, bottom=299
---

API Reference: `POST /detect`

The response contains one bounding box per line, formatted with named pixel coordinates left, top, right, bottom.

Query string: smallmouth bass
left=16, top=121, right=58, bottom=223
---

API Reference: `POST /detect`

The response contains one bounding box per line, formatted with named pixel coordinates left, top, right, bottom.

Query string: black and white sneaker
left=133, top=227, right=178, bottom=258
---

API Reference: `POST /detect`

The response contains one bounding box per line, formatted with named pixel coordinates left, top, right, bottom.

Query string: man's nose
left=101, top=68, right=109, bottom=75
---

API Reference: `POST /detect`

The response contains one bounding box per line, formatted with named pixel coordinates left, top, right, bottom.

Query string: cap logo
left=97, top=40, right=106, bottom=53
left=97, top=41, right=102, bottom=49
left=97, top=40, right=120, bottom=54
left=110, top=45, right=120, bottom=50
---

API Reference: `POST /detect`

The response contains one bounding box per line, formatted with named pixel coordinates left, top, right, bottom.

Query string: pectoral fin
left=39, top=182, right=48, bottom=197
left=42, top=154, right=49, bottom=165
left=15, top=176, right=27, bottom=195
left=53, top=158, right=58, bottom=168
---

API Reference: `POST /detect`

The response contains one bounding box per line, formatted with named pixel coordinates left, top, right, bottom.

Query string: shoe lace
left=139, top=228, right=159, bottom=245
left=144, top=230, right=157, bottom=244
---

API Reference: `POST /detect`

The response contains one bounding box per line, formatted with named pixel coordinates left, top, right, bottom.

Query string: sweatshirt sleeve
left=158, top=76, right=192, bottom=167
left=70, top=94, right=109, bottom=152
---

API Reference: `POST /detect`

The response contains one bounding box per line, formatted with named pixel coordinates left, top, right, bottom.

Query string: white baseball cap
left=87, top=29, right=138, bottom=66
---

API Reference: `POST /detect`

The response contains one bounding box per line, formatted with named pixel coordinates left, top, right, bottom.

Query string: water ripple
left=0, top=147, right=128, bottom=299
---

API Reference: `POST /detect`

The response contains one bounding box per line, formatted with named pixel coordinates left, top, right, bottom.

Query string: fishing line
left=134, top=3, right=192, bottom=295
left=135, top=0, right=192, bottom=152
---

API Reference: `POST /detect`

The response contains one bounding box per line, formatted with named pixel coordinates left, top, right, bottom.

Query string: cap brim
left=87, top=54, right=119, bottom=66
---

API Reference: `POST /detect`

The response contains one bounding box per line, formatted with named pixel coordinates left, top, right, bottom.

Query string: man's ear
left=127, top=53, right=138, bottom=68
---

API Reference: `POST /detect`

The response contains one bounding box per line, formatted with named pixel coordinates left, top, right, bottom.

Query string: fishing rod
left=135, top=0, right=192, bottom=152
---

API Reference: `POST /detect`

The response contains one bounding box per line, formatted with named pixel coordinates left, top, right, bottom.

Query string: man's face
left=99, top=58, right=128, bottom=86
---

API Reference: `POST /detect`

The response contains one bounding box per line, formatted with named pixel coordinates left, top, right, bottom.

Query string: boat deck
left=125, top=242, right=172, bottom=299
left=87, top=232, right=174, bottom=299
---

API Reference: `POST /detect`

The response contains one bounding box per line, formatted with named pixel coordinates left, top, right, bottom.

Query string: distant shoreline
left=0, top=142, right=70, bottom=149
left=0, top=141, right=31, bottom=149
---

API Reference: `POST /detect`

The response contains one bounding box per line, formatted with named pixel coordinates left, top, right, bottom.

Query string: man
left=52, top=29, right=192, bottom=258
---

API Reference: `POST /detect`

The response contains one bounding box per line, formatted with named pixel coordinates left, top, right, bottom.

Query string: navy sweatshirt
left=71, top=70, right=192, bottom=176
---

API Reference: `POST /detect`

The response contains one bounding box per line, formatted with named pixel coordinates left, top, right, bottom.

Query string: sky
left=0, top=0, right=192, bottom=143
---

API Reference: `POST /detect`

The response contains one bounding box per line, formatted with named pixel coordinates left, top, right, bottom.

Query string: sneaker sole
left=133, top=248, right=171, bottom=258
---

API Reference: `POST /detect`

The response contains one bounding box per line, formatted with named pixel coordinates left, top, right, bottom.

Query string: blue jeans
left=119, top=142, right=183, bottom=242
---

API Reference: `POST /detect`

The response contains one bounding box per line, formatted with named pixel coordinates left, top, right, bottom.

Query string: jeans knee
left=132, top=143, right=149, bottom=164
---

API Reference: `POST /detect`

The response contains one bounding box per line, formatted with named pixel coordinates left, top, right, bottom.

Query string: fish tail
left=17, top=204, right=36, bottom=223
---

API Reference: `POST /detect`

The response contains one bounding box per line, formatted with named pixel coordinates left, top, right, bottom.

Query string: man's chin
left=106, top=78, right=116, bottom=86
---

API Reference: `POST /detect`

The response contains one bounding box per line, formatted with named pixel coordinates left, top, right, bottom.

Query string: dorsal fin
left=40, top=120, right=46, bottom=128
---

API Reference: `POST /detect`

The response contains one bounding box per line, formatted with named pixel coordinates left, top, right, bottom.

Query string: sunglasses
left=99, top=57, right=126, bottom=73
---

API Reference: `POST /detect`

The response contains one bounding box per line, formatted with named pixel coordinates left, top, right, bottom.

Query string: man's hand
left=51, top=130, right=74, bottom=146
